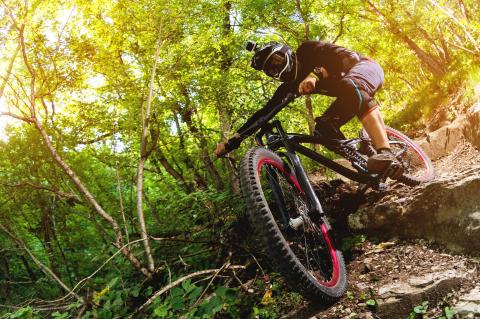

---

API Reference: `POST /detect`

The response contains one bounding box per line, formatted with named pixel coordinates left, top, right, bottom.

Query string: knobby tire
left=239, top=147, right=347, bottom=301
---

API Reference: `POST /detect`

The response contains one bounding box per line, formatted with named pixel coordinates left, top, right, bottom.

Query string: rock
left=361, top=261, right=373, bottom=274
left=464, top=109, right=480, bottom=149
left=363, top=313, right=374, bottom=319
left=454, top=287, right=480, bottom=316
left=416, top=118, right=467, bottom=161
left=348, top=166, right=480, bottom=255
left=415, top=106, right=480, bottom=162
left=375, top=269, right=468, bottom=318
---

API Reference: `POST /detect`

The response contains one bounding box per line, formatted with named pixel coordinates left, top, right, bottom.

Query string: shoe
left=367, top=148, right=404, bottom=179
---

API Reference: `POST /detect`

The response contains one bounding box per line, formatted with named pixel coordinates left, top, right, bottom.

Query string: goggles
left=262, top=49, right=290, bottom=80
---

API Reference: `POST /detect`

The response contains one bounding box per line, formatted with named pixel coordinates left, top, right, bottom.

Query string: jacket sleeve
left=227, top=83, right=294, bottom=150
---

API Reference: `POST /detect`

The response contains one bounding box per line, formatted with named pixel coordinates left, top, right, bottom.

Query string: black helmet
left=246, top=41, right=297, bottom=82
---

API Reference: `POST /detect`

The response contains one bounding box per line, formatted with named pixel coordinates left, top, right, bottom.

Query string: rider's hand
left=214, top=133, right=241, bottom=158
left=214, top=142, right=228, bottom=158
left=299, top=76, right=317, bottom=95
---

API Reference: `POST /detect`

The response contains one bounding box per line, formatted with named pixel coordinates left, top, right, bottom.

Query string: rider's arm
left=225, top=82, right=295, bottom=151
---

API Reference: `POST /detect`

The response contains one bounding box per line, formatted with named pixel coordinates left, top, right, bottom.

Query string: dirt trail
left=289, top=140, right=480, bottom=319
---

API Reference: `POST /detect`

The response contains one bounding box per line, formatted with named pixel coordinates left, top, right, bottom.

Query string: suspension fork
left=285, top=152, right=325, bottom=217
left=271, top=121, right=326, bottom=220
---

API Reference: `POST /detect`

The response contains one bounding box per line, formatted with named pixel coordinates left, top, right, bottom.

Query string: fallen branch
left=191, top=262, right=229, bottom=308
left=129, top=265, right=246, bottom=318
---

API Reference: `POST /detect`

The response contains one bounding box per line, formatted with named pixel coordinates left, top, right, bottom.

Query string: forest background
left=0, top=0, right=479, bottom=318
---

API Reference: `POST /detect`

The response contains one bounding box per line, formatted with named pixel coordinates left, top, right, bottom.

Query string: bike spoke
left=258, top=162, right=337, bottom=285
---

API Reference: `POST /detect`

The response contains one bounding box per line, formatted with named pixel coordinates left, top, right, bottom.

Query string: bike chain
left=337, top=146, right=368, bottom=169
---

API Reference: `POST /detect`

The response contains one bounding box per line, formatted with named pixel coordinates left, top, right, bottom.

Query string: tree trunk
left=172, top=110, right=208, bottom=190
left=178, top=93, right=223, bottom=190
left=135, top=25, right=166, bottom=272
left=19, top=254, right=37, bottom=282
left=0, top=252, right=10, bottom=295
left=217, top=1, right=240, bottom=194
left=41, top=209, right=59, bottom=277
left=153, top=150, right=193, bottom=192
left=295, top=0, right=317, bottom=146
left=366, top=0, right=447, bottom=77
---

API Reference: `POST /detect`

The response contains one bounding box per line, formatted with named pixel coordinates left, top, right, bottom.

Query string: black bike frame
left=255, top=119, right=383, bottom=217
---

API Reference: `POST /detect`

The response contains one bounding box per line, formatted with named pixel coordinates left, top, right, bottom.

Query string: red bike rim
left=257, top=158, right=340, bottom=288
left=386, top=128, right=432, bottom=180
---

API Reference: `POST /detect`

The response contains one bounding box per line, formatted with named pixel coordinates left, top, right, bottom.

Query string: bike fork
left=285, top=153, right=326, bottom=220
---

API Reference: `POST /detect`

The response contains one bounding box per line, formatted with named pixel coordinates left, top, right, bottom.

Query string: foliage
left=151, top=281, right=239, bottom=319
left=407, top=301, right=429, bottom=319
left=1, top=0, right=479, bottom=317
left=341, top=234, right=367, bottom=252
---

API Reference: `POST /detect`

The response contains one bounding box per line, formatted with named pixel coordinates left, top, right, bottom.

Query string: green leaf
left=153, top=305, right=169, bottom=317
left=52, top=312, right=70, bottom=319
left=170, top=296, right=184, bottom=311
left=366, top=299, right=376, bottom=306
left=444, top=306, right=455, bottom=319
left=144, top=286, right=153, bottom=297
left=214, top=286, right=228, bottom=298
left=170, top=287, right=184, bottom=297
left=187, top=286, right=203, bottom=305
left=181, top=279, right=193, bottom=292
left=108, top=277, right=120, bottom=289
left=414, top=304, right=427, bottom=314
left=131, top=287, right=140, bottom=298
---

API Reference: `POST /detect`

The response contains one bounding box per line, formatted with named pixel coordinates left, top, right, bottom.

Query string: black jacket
left=227, top=41, right=362, bottom=150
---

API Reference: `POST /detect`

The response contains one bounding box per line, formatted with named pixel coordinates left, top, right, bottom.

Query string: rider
left=214, top=40, right=403, bottom=177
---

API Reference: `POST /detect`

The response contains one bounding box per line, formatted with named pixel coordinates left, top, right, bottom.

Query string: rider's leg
left=314, top=87, right=358, bottom=141
left=314, top=98, right=353, bottom=140
left=360, top=106, right=404, bottom=177
left=341, top=60, right=403, bottom=178
left=360, top=107, right=389, bottom=150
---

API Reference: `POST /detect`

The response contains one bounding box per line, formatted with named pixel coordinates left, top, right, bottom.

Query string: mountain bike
left=238, top=93, right=434, bottom=301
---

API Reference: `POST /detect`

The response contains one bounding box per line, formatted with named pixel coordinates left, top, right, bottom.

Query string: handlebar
left=255, top=93, right=297, bottom=146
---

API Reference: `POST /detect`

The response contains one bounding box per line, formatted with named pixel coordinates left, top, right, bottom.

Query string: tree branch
left=0, top=112, right=33, bottom=123
left=0, top=223, right=83, bottom=302
left=427, top=0, right=479, bottom=53
left=1, top=181, right=81, bottom=204
left=136, top=20, right=165, bottom=273
left=332, top=14, right=345, bottom=44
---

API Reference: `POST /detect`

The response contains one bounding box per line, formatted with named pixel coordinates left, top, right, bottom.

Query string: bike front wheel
left=239, top=147, right=347, bottom=301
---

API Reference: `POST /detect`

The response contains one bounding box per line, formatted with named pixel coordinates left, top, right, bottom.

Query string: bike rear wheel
left=361, top=126, right=434, bottom=186
left=239, top=147, right=347, bottom=301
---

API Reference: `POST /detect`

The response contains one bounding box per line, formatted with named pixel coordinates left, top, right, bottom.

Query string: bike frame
left=255, top=119, right=386, bottom=218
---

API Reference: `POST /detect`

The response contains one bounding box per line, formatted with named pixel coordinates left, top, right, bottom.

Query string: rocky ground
left=282, top=240, right=479, bottom=319
left=287, top=136, right=480, bottom=318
